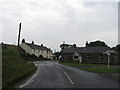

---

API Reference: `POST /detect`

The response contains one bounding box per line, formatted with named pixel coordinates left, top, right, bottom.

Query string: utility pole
left=18, top=23, right=21, bottom=47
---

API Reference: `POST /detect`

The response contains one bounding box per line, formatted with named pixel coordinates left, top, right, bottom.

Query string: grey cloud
left=1, top=0, right=118, bottom=51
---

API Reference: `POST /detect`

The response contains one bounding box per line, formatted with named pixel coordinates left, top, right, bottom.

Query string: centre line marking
left=56, top=66, right=61, bottom=70
left=64, top=72, right=74, bottom=85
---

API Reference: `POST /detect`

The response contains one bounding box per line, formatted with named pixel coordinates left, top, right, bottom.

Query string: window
left=86, top=54, right=90, bottom=60
left=47, top=51, right=48, bottom=54
left=99, top=54, right=103, bottom=60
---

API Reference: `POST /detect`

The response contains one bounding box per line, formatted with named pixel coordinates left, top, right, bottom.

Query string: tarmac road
left=20, top=61, right=118, bottom=88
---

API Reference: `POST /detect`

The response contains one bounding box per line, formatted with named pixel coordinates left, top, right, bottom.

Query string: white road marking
left=56, top=66, right=61, bottom=70
left=64, top=72, right=74, bottom=85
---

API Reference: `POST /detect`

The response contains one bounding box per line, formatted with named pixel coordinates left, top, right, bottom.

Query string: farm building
left=61, top=44, right=119, bottom=64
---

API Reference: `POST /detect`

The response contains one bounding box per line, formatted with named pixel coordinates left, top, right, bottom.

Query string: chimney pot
left=86, top=41, right=89, bottom=47
left=41, top=44, right=43, bottom=46
left=32, top=41, right=34, bottom=44
left=73, top=44, right=76, bottom=47
left=22, top=39, right=25, bottom=43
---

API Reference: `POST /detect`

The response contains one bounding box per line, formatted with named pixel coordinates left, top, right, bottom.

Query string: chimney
left=32, top=41, right=34, bottom=44
left=86, top=41, right=89, bottom=47
left=22, top=39, right=25, bottom=43
left=41, top=44, right=43, bottom=47
left=73, top=44, right=76, bottom=47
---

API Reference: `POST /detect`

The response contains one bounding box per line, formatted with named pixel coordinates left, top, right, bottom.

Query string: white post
left=103, top=51, right=114, bottom=69
left=108, top=55, right=110, bottom=69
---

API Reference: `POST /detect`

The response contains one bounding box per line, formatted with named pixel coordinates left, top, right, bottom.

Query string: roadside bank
left=2, top=45, right=37, bottom=88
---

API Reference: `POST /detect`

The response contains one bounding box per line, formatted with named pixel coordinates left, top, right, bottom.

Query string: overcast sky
left=0, top=0, right=119, bottom=52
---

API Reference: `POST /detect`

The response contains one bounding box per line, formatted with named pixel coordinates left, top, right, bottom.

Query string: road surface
left=20, top=61, right=118, bottom=88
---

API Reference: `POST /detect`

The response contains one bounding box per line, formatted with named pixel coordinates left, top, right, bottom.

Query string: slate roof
left=26, top=43, right=52, bottom=51
left=62, top=46, right=115, bottom=54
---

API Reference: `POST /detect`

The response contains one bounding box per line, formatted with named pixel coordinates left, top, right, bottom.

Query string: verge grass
left=81, top=68, right=120, bottom=73
left=2, top=45, right=37, bottom=88
left=28, top=59, right=52, bottom=62
left=59, top=61, right=104, bottom=66
left=59, top=61, right=120, bottom=73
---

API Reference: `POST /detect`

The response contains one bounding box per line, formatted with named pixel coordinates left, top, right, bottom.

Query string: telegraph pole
left=18, top=23, right=22, bottom=47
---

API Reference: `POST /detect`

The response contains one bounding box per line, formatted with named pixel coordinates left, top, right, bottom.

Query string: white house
left=20, top=40, right=53, bottom=59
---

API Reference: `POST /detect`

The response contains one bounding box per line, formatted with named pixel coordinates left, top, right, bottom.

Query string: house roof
left=25, top=43, right=52, bottom=51
left=62, top=46, right=115, bottom=54
left=62, top=47, right=84, bottom=53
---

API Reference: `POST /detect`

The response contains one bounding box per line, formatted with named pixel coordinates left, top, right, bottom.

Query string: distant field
left=2, top=45, right=37, bottom=88
left=59, top=62, right=120, bottom=73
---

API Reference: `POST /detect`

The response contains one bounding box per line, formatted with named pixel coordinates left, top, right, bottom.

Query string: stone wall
left=61, top=53, right=119, bottom=64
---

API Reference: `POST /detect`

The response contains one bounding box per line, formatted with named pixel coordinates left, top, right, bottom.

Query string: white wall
left=20, top=43, right=32, bottom=54
left=20, top=43, right=53, bottom=59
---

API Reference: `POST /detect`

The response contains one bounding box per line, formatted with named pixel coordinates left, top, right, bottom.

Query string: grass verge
left=2, top=45, right=37, bottom=88
left=28, top=59, right=52, bottom=62
left=81, top=68, right=120, bottom=73
left=59, top=61, right=120, bottom=73
left=59, top=61, right=104, bottom=66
